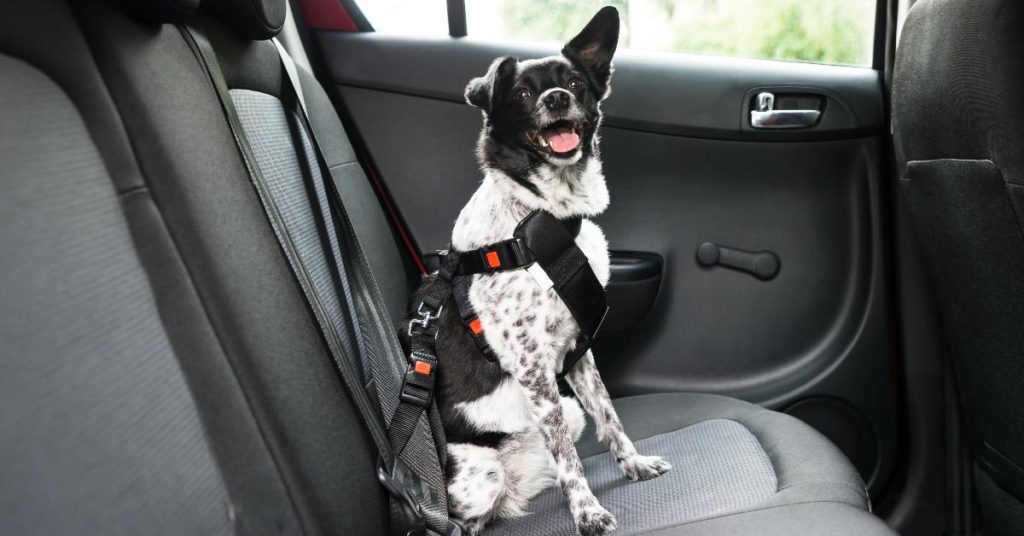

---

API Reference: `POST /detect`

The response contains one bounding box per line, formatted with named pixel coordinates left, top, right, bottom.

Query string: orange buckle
left=485, top=250, right=501, bottom=269
left=413, top=360, right=432, bottom=376
left=468, top=318, right=483, bottom=335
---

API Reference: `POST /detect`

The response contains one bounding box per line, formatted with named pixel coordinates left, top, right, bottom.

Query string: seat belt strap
left=178, top=24, right=393, bottom=460
left=271, top=38, right=452, bottom=536
left=270, top=36, right=446, bottom=460
left=177, top=27, right=448, bottom=535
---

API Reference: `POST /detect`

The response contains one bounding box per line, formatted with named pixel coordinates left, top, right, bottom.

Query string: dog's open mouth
left=527, top=120, right=582, bottom=157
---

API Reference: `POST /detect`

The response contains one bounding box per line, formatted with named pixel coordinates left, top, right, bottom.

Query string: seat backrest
left=892, top=0, right=1024, bottom=530
left=76, top=0, right=407, bottom=532
left=1, top=0, right=419, bottom=533
left=0, top=1, right=302, bottom=533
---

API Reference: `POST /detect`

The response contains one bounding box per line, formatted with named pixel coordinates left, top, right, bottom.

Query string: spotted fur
left=409, top=8, right=671, bottom=535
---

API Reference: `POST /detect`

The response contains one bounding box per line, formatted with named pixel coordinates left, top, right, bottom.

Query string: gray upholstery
left=491, top=420, right=777, bottom=535
left=642, top=502, right=897, bottom=536
left=487, top=394, right=882, bottom=535
left=0, top=53, right=230, bottom=535
left=893, top=0, right=1024, bottom=186
left=75, top=4, right=387, bottom=532
left=894, top=0, right=1024, bottom=531
left=232, top=88, right=350, bottom=343
left=576, top=393, right=869, bottom=509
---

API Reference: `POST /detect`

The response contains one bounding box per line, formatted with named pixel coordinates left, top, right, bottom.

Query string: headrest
left=114, top=0, right=200, bottom=24
left=203, top=0, right=286, bottom=40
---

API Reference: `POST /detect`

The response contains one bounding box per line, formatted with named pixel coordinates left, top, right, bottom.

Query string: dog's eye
left=516, top=87, right=532, bottom=101
left=568, top=77, right=584, bottom=90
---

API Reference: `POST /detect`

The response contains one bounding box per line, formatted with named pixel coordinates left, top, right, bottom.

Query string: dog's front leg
left=513, top=355, right=616, bottom=535
left=566, top=352, right=672, bottom=481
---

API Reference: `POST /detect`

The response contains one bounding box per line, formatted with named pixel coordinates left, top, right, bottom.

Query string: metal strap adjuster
left=407, top=302, right=443, bottom=337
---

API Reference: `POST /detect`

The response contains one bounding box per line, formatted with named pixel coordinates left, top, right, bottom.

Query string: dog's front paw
left=619, top=454, right=672, bottom=481
left=575, top=504, right=617, bottom=536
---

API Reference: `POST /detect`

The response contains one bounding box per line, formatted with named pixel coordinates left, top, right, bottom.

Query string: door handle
left=750, top=92, right=821, bottom=129
left=696, top=241, right=780, bottom=281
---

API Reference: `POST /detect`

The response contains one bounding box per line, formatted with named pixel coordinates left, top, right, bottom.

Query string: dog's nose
left=543, top=90, right=571, bottom=111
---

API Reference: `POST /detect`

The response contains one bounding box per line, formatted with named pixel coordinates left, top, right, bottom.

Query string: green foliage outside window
left=489, top=0, right=875, bottom=66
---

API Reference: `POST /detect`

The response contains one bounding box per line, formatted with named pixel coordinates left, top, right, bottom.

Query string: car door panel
left=317, top=32, right=896, bottom=493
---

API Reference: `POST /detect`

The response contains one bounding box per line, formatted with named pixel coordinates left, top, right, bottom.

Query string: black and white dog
left=416, top=7, right=670, bottom=535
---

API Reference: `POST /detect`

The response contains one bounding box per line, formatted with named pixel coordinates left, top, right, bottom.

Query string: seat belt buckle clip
left=377, top=457, right=427, bottom=535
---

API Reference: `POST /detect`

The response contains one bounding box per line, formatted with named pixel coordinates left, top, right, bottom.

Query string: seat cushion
left=488, top=393, right=891, bottom=535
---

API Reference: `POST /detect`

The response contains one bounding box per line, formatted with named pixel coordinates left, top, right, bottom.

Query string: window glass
left=355, top=0, right=877, bottom=66
left=466, top=0, right=875, bottom=66
left=354, top=0, right=449, bottom=36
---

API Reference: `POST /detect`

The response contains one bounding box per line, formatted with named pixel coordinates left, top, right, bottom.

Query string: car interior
left=1, top=0, right=1021, bottom=534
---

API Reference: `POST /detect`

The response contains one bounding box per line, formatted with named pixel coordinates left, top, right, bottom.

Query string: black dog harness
left=450, top=209, right=607, bottom=371
left=389, top=210, right=609, bottom=457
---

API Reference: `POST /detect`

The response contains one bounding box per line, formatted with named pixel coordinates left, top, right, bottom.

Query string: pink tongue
left=546, top=131, right=580, bottom=154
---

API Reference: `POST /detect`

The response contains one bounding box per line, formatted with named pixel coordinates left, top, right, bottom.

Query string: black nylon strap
left=453, top=238, right=531, bottom=275
left=561, top=215, right=583, bottom=238
left=451, top=217, right=582, bottom=276
left=388, top=253, right=457, bottom=454
left=450, top=275, right=498, bottom=361
left=515, top=210, right=608, bottom=370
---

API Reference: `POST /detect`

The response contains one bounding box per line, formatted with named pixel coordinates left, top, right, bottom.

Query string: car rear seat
left=0, top=0, right=898, bottom=534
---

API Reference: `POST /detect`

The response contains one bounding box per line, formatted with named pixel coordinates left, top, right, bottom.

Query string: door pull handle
left=696, top=241, right=781, bottom=281
left=750, top=92, right=821, bottom=129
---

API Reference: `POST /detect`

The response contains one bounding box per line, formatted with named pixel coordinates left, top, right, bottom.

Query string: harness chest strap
left=443, top=210, right=608, bottom=374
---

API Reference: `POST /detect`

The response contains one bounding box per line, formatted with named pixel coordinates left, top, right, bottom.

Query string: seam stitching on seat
left=118, top=185, right=149, bottom=198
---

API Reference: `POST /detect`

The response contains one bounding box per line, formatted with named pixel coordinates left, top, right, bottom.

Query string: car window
left=353, top=0, right=877, bottom=67
left=354, top=0, right=450, bottom=37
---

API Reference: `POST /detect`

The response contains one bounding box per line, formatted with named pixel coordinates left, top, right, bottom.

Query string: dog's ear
left=465, top=56, right=519, bottom=116
left=562, top=6, right=619, bottom=94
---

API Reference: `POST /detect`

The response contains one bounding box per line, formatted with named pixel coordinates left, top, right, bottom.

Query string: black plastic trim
left=610, top=251, right=662, bottom=282
left=604, top=252, right=663, bottom=333
left=318, top=32, right=884, bottom=141
left=445, top=0, right=466, bottom=38
left=337, top=0, right=373, bottom=31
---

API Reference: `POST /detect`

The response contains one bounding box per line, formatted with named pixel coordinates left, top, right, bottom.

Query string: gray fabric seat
left=893, top=0, right=1024, bottom=533
left=0, top=2, right=298, bottom=534
left=490, top=394, right=883, bottom=535
left=0, top=51, right=234, bottom=536
left=0, top=0, right=896, bottom=534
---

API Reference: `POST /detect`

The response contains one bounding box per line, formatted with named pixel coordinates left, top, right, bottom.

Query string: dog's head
left=466, top=7, right=619, bottom=182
